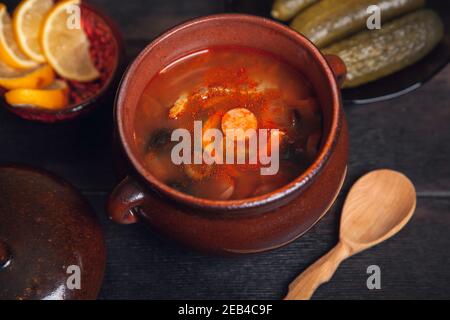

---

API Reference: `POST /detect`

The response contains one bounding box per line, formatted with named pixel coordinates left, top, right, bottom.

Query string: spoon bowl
left=341, top=170, right=416, bottom=250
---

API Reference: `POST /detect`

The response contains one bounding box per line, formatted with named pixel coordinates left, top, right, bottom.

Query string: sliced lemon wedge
left=0, top=62, right=54, bottom=90
left=0, top=3, right=39, bottom=69
left=5, top=79, right=68, bottom=110
left=13, top=0, right=54, bottom=63
left=41, top=0, right=99, bottom=81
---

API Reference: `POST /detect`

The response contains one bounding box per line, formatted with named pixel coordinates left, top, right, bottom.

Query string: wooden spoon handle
left=285, top=242, right=350, bottom=300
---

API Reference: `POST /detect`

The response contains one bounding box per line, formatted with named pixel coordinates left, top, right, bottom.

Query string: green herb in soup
left=134, top=46, right=323, bottom=200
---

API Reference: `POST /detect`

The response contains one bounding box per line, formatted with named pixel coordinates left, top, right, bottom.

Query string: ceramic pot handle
left=284, top=241, right=350, bottom=300
left=107, top=176, right=146, bottom=224
left=325, top=54, right=347, bottom=87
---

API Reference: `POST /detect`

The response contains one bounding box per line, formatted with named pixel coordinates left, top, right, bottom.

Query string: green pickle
left=323, top=10, right=444, bottom=88
left=290, top=0, right=425, bottom=48
left=271, top=0, right=319, bottom=21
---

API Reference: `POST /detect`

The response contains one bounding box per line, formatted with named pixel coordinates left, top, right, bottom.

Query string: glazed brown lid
left=0, top=165, right=105, bottom=300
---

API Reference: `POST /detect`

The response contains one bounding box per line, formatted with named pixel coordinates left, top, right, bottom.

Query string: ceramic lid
left=0, top=165, right=106, bottom=300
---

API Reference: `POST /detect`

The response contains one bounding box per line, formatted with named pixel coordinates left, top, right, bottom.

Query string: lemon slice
left=0, top=3, right=38, bottom=69
left=41, top=0, right=99, bottom=81
left=0, top=62, right=54, bottom=89
left=13, top=0, right=54, bottom=63
left=5, top=79, right=69, bottom=110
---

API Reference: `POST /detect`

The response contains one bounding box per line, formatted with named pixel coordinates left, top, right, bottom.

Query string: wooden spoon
left=285, top=169, right=416, bottom=300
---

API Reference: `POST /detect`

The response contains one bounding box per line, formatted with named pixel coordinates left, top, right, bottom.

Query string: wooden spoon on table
left=285, top=169, right=417, bottom=300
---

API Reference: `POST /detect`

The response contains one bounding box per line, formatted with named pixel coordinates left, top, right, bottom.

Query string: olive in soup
left=134, top=46, right=322, bottom=200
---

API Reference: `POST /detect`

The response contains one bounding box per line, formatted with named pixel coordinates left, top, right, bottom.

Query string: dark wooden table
left=1, top=0, right=449, bottom=300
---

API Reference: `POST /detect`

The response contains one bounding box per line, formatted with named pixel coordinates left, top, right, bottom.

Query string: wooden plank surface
left=0, top=0, right=449, bottom=300
left=89, top=0, right=228, bottom=40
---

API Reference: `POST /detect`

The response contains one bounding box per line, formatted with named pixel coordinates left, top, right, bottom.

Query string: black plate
left=229, top=0, right=450, bottom=105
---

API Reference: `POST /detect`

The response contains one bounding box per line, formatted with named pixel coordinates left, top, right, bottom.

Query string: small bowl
left=1, top=2, right=125, bottom=123
left=108, top=14, right=349, bottom=254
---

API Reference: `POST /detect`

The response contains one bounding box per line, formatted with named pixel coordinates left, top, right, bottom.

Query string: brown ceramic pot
left=108, top=14, right=348, bottom=254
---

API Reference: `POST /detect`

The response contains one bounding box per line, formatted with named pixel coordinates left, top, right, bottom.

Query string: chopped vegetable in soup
left=134, top=46, right=322, bottom=200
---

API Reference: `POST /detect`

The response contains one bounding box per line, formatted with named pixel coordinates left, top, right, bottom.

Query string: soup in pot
left=134, top=46, right=322, bottom=200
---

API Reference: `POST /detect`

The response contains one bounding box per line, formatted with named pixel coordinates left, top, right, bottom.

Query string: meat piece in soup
left=135, top=46, right=323, bottom=200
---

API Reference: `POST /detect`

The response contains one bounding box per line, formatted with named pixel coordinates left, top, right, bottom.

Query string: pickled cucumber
left=290, top=0, right=425, bottom=48
left=323, top=10, right=444, bottom=88
left=271, top=0, right=319, bottom=21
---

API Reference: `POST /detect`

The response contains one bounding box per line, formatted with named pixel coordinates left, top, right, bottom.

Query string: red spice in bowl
left=2, top=2, right=123, bottom=123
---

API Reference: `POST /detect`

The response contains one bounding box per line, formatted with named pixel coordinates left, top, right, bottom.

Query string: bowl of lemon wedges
left=0, top=0, right=123, bottom=122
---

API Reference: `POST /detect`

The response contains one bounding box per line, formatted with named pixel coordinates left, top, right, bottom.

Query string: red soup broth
left=134, top=46, right=322, bottom=200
